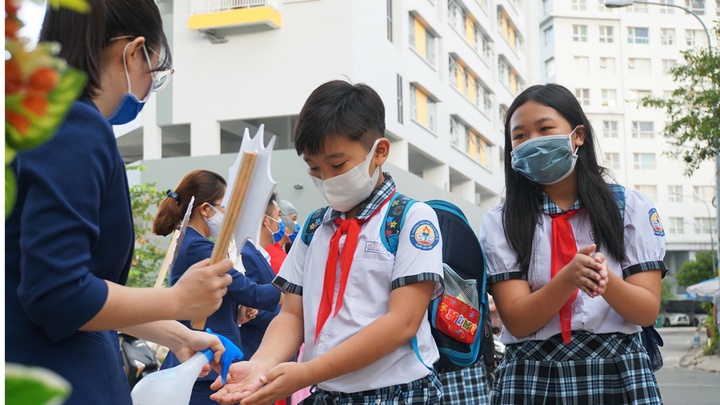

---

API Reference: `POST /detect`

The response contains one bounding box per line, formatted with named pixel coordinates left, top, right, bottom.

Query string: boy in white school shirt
left=211, top=80, right=445, bottom=405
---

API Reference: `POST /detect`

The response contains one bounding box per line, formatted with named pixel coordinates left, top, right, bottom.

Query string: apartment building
left=117, top=0, right=534, bottom=227
left=538, top=0, right=719, bottom=290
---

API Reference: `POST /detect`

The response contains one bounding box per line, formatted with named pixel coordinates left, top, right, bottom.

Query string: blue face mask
left=266, top=215, right=285, bottom=244
left=287, top=222, right=300, bottom=243
left=108, top=42, right=151, bottom=125
left=510, top=127, right=580, bottom=185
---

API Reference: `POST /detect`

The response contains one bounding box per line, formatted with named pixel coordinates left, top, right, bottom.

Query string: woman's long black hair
left=502, top=84, right=625, bottom=273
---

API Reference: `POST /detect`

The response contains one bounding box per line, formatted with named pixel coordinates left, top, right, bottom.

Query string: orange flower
left=5, top=60, right=23, bottom=94
left=28, top=67, right=59, bottom=93
left=22, top=95, right=49, bottom=117
left=6, top=111, right=30, bottom=135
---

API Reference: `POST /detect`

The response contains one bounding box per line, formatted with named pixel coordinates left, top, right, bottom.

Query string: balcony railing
left=189, top=0, right=282, bottom=31
left=191, top=0, right=276, bottom=14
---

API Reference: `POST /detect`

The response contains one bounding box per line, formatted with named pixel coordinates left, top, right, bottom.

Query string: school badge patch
left=649, top=208, right=665, bottom=237
left=409, top=220, right=439, bottom=250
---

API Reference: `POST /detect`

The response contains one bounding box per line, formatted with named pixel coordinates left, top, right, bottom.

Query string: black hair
left=293, top=80, right=386, bottom=156
left=265, top=192, right=278, bottom=216
left=39, top=0, right=172, bottom=97
left=502, top=84, right=624, bottom=273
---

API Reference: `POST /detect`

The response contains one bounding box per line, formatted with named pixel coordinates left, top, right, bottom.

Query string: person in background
left=5, top=2, right=232, bottom=404
left=261, top=193, right=288, bottom=273
left=481, top=83, right=663, bottom=404
left=278, top=199, right=300, bottom=254
left=211, top=80, right=444, bottom=405
left=153, top=169, right=282, bottom=405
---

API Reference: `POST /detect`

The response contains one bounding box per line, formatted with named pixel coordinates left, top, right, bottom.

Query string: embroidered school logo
left=409, top=220, right=439, bottom=250
left=364, top=240, right=386, bottom=255
left=649, top=208, right=665, bottom=237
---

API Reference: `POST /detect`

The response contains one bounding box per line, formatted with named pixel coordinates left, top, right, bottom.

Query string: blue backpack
left=301, top=193, right=489, bottom=371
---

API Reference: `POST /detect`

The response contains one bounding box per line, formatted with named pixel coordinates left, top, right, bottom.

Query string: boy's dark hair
left=293, top=80, right=386, bottom=156
left=502, top=84, right=624, bottom=273
left=153, top=170, right=226, bottom=237
left=265, top=192, right=278, bottom=216
left=40, top=0, right=172, bottom=97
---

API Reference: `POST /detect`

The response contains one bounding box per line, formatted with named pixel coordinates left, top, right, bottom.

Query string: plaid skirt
left=492, top=332, right=662, bottom=405
left=438, top=361, right=490, bottom=405
left=300, top=374, right=442, bottom=405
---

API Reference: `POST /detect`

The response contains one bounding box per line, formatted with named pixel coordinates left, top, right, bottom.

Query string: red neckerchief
left=549, top=209, right=579, bottom=344
left=314, top=192, right=395, bottom=344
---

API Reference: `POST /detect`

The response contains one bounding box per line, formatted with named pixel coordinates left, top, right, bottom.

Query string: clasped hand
left=566, top=244, right=609, bottom=298
left=210, top=361, right=309, bottom=405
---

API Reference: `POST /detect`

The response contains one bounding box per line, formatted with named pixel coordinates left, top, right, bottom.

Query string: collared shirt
left=274, top=173, right=443, bottom=393
left=480, top=187, right=667, bottom=344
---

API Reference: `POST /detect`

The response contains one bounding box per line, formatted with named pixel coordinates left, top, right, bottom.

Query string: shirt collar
left=541, top=192, right=584, bottom=215
left=328, top=172, right=396, bottom=222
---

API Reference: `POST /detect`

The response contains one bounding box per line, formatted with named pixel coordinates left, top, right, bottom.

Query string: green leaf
left=48, top=0, right=91, bottom=13
left=6, top=166, right=17, bottom=219
left=5, top=363, right=72, bottom=405
left=6, top=68, right=87, bottom=151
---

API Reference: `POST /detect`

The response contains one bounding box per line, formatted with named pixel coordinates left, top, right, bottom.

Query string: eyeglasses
left=110, top=36, right=174, bottom=93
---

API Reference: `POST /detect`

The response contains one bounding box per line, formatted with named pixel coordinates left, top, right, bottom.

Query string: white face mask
left=311, top=140, right=380, bottom=212
left=203, top=205, right=224, bottom=238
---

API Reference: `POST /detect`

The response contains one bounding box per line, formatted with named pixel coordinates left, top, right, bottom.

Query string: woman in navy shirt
left=5, top=2, right=233, bottom=404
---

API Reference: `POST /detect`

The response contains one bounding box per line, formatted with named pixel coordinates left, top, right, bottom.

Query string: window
left=604, top=152, right=620, bottom=170
left=686, top=0, right=705, bottom=15
left=545, top=57, right=556, bottom=78
left=575, top=88, right=590, bottom=106
left=544, top=26, right=554, bottom=47
left=629, top=3, right=649, bottom=12
left=661, top=28, right=675, bottom=45
left=450, top=116, right=466, bottom=149
left=717, top=0, right=720, bottom=16
left=467, top=131, right=489, bottom=166
left=410, top=85, right=436, bottom=131
left=659, top=0, right=675, bottom=14
left=573, top=25, right=588, bottom=42
left=574, top=56, right=589, bottom=74
left=387, top=0, right=393, bottom=42
left=668, top=185, right=683, bottom=202
left=635, top=185, right=658, bottom=201
left=628, top=58, right=651, bottom=74
left=603, top=120, right=619, bottom=137
left=662, top=59, right=677, bottom=75
left=543, top=0, right=553, bottom=15
left=631, top=89, right=652, bottom=100
left=481, top=88, right=493, bottom=115
left=627, top=27, right=649, bottom=44
left=686, top=29, right=705, bottom=47
left=695, top=217, right=713, bottom=234
left=632, top=121, right=655, bottom=138
left=396, top=74, right=403, bottom=124
left=693, top=185, right=716, bottom=201
left=599, top=26, right=614, bottom=43
left=634, top=153, right=656, bottom=170
left=571, top=0, right=586, bottom=11
left=668, top=217, right=684, bottom=234
left=409, top=15, right=436, bottom=66
left=601, top=89, right=616, bottom=107
left=599, top=57, right=616, bottom=74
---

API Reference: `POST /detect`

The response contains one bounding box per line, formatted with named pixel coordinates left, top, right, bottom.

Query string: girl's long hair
left=503, top=84, right=624, bottom=273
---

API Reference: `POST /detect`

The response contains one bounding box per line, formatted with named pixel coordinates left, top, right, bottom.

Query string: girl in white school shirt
left=480, top=83, right=664, bottom=404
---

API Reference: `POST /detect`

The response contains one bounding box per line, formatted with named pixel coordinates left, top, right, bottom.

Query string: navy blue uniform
left=6, top=97, right=135, bottom=404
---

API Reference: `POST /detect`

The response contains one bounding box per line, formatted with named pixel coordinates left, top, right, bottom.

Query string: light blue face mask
left=108, top=42, right=152, bottom=125
left=510, top=127, right=580, bottom=185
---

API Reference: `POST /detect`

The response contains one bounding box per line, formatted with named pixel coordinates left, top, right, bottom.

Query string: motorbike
left=119, top=333, right=161, bottom=389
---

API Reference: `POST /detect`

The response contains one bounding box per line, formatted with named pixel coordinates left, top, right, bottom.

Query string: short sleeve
left=273, top=218, right=312, bottom=295
left=621, top=189, right=668, bottom=278
left=390, top=202, right=444, bottom=299
left=479, top=205, right=527, bottom=286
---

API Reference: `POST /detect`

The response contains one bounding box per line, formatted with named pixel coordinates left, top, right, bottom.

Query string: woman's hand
left=170, top=258, right=233, bottom=320
left=238, top=306, right=258, bottom=325
left=170, top=329, right=225, bottom=378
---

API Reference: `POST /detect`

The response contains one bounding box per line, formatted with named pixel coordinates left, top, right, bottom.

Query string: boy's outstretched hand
left=210, top=361, right=268, bottom=404
left=211, top=361, right=310, bottom=405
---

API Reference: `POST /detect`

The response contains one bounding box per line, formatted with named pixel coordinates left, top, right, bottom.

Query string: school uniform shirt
left=162, top=227, right=281, bottom=382
left=240, top=241, right=282, bottom=360
left=273, top=174, right=444, bottom=393
left=480, top=187, right=667, bottom=345
left=6, top=97, right=135, bottom=404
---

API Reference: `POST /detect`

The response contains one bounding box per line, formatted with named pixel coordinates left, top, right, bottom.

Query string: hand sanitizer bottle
left=131, top=329, right=243, bottom=405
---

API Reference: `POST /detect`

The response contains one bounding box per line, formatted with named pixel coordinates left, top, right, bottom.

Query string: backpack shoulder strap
left=381, top=192, right=418, bottom=255
left=300, top=206, right=331, bottom=245
left=608, top=183, right=626, bottom=220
